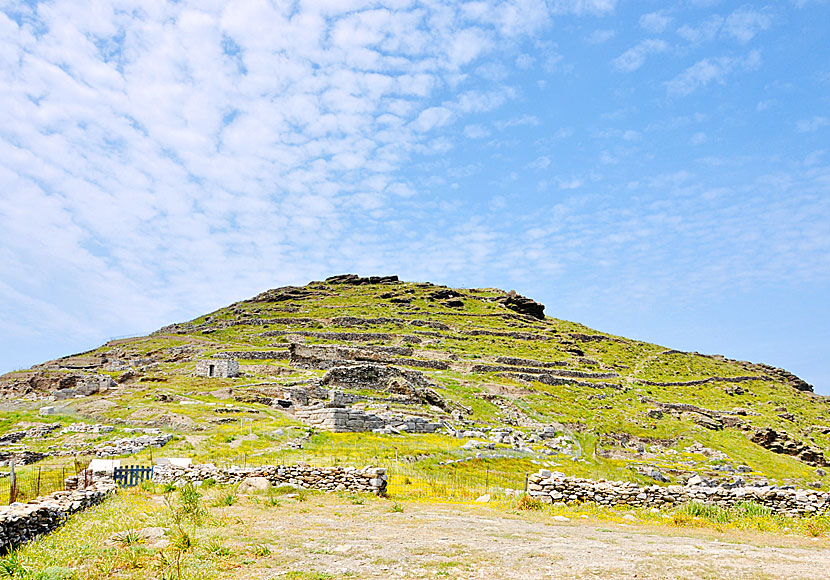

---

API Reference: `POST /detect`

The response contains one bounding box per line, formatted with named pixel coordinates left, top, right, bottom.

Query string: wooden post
left=36, top=466, right=42, bottom=498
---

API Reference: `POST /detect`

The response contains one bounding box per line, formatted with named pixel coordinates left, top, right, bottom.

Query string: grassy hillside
left=2, top=274, right=828, bottom=497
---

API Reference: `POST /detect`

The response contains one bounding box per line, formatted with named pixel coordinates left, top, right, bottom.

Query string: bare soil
left=225, top=495, right=830, bottom=580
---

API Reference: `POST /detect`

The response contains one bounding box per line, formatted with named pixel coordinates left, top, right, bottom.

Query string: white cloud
left=527, top=156, right=551, bottom=169
left=723, top=8, right=772, bottom=43
left=495, top=115, right=540, bottom=129
left=585, top=29, right=616, bottom=44
left=612, top=39, right=668, bottom=72
left=797, top=116, right=830, bottom=132
left=640, top=11, right=673, bottom=33
left=690, top=132, right=708, bottom=145
left=666, top=51, right=761, bottom=96
left=677, top=16, right=724, bottom=44
left=550, top=0, right=618, bottom=16
left=463, top=124, right=491, bottom=138
left=678, top=8, right=772, bottom=45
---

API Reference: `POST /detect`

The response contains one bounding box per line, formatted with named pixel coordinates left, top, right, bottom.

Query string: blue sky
left=1, top=0, right=828, bottom=392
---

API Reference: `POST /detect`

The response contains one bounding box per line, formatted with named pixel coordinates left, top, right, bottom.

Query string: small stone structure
left=526, top=469, right=830, bottom=516
left=92, top=433, right=173, bottom=457
left=295, top=407, right=442, bottom=434
left=196, top=359, right=239, bottom=378
left=153, top=463, right=387, bottom=495
left=0, top=476, right=116, bottom=553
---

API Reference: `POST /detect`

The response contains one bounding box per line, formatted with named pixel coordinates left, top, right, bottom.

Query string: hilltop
left=1, top=274, right=829, bottom=492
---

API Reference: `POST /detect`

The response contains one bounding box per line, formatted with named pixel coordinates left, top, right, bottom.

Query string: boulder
left=238, top=476, right=271, bottom=493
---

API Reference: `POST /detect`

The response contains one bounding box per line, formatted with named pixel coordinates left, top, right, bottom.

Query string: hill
left=1, top=274, right=829, bottom=494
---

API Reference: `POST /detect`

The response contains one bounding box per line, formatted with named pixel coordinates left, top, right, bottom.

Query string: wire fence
left=202, top=451, right=529, bottom=500
left=0, top=457, right=94, bottom=505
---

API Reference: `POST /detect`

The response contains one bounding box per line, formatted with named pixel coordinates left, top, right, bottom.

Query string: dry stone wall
left=153, top=463, right=387, bottom=495
left=526, top=470, right=830, bottom=516
left=0, top=478, right=115, bottom=553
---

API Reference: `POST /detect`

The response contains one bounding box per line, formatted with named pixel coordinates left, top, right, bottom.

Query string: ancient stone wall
left=295, top=407, right=442, bottom=434
left=526, top=470, right=830, bottom=516
left=0, top=478, right=115, bottom=553
left=153, top=463, right=387, bottom=495
left=212, top=351, right=289, bottom=360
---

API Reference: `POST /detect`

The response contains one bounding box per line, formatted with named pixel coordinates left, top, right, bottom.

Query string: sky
left=0, top=0, right=828, bottom=392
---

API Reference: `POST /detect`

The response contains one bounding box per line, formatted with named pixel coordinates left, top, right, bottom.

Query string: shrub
left=516, top=495, right=543, bottom=511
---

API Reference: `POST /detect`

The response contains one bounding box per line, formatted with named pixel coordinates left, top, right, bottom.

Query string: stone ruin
left=196, top=358, right=239, bottom=378
left=295, top=407, right=442, bottom=434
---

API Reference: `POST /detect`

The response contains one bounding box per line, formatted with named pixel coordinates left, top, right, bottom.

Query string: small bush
left=516, top=495, right=543, bottom=511
left=390, top=502, right=404, bottom=513
left=178, top=482, right=206, bottom=526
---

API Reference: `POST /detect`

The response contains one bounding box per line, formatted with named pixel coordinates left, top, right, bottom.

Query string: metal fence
left=0, top=466, right=68, bottom=505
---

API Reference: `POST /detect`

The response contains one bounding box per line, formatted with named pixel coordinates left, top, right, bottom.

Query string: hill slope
left=2, top=274, right=828, bottom=493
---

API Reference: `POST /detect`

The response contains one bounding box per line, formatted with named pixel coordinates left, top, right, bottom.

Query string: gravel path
left=229, top=497, right=830, bottom=579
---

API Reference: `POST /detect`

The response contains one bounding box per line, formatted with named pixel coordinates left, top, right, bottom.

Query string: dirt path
left=228, top=496, right=830, bottom=579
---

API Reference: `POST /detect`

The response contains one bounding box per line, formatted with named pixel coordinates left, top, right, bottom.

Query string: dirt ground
left=224, top=495, right=830, bottom=580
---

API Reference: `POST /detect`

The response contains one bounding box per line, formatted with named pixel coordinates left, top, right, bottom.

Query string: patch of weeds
left=516, top=495, right=543, bottom=511
left=0, top=551, right=28, bottom=578
left=138, top=479, right=156, bottom=493
left=390, top=501, right=404, bottom=513
left=204, top=539, right=232, bottom=557
left=282, top=571, right=333, bottom=580
left=213, top=492, right=237, bottom=507
left=252, top=544, right=272, bottom=557
left=112, top=529, right=144, bottom=547
left=30, top=567, right=78, bottom=580
left=350, top=495, right=365, bottom=505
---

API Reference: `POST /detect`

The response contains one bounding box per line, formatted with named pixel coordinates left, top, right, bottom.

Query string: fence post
left=36, top=466, right=42, bottom=498
left=9, top=458, right=16, bottom=504
left=524, top=472, right=528, bottom=494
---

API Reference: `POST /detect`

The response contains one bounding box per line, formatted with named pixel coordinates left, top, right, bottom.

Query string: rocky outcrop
left=325, top=274, right=399, bottom=285
left=249, top=285, right=332, bottom=303
left=500, top=290, right=545, bottom=319
left=750, top=428, right=828, bottom=466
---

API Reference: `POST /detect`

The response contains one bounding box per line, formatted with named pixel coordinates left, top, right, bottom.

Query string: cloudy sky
left=1, top=0, right=828, bottom=392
